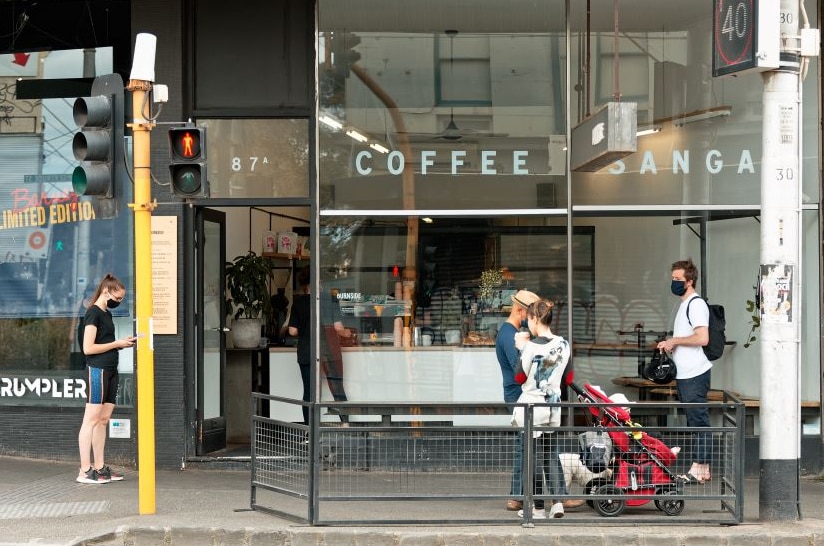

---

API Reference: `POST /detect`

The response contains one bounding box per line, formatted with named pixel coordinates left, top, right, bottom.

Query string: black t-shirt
left=288, top=292, right=345, bottom=367
left=83, top=305, right=119, bottom=371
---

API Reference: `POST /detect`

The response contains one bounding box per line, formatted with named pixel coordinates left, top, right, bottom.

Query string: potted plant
left=225, top=251, right=273, bottom=349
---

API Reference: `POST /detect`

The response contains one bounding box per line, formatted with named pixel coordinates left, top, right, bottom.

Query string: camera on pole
left=168, top=126, right=208, bottom=198
left=71, top=74, right=125, bottom=200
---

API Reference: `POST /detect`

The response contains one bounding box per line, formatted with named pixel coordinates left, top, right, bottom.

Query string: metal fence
left=250, top=391, right=745, bottom=526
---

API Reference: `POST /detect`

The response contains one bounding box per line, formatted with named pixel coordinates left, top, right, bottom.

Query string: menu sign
left=151, top=216, right=177, bottom=334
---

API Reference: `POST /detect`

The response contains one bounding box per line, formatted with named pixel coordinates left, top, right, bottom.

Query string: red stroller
left=570, top=382, right=685, bottom=517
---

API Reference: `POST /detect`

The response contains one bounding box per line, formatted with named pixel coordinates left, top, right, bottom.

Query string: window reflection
left=0, top=46, right=133, bottom=406
left=319, top=0, right=566, bottom=212
left=199, top=119, right=309, bottom=199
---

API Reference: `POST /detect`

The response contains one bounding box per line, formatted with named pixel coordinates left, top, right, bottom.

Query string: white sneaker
left=517, top=507, right=547, bottom=519
left=549, top=502, right=564, bottom=518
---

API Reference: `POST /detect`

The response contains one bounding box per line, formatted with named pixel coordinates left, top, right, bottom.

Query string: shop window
left=319, top=1, right=566, bottom=212
left=314, top=0, right=821, bottom=416
left=0, top=47, right=134, bottom=407
left=318, top=218, right=594, bottom=345
left=198, top=119, right=309, bottom=199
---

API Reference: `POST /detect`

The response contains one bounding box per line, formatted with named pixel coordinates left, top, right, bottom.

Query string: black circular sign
left=713, top=0, right=755, bottom=76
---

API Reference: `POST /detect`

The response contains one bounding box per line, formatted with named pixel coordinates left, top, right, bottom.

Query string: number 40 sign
left=712, top=0, right=780, bottom=77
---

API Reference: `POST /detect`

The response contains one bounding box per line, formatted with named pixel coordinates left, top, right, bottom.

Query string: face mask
left=670, top=280, right=687, bottom=297
left=107, top=298, right=121, bottom=309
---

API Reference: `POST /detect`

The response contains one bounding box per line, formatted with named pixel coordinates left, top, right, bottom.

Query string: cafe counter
left=265, top=345, right=509, bottom=426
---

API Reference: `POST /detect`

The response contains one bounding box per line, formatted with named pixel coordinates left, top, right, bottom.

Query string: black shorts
left=86, top=367, right=119, bottom=405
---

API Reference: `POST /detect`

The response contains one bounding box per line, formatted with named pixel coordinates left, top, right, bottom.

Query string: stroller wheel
left=655, top=491, right=685, bottom=516
left=593, top=484, right=625, bottom=517
left=584, top=478, right=611, bottom=509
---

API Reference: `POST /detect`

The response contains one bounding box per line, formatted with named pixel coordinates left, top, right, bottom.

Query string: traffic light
left=72, top=74, right=125, bottom=199
left=330, top=31, right=361, bottom=79
left=168, top=127, right=208, bottom=198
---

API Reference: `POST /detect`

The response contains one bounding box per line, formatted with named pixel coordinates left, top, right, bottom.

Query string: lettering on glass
left=608, top=149, right=755, bottom=175
left=0, top=377, right=87, bottom=399
left=352, top=148, right=757, bottom=177
left=355, top=150, right=532, bottom=176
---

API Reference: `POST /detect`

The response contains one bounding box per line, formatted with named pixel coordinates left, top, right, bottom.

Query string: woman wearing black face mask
left=76, top=273, right=137, bottom=485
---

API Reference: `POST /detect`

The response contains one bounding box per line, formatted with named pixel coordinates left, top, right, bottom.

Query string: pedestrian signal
left=168, top=127, right=208, bottom=198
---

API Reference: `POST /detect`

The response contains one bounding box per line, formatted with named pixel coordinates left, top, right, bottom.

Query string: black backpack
left=686, top=296, right=726, bottom=361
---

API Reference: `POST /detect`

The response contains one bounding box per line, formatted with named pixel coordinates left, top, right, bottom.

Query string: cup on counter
left=421, top=334, right=432, bottom=346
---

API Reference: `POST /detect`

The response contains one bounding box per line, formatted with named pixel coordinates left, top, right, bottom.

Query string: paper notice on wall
left=760, top=264, right=794, bottom=325
left=151, top=216, right=178, bottom=334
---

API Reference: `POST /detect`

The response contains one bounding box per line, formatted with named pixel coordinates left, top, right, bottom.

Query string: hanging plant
left=743, top=282, right=760, bottom=348
left=479, top=268, right=504, bottom=300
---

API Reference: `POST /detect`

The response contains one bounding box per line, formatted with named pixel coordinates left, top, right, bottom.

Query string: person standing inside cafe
left=657, top=258, right=712, bottom=484
left=496, top=289, right=539, bottom=511
left=288, top=266, right=352, bottom=426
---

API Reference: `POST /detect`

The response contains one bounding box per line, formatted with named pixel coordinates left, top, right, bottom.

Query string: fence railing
left=250, top=392, right=745, bottom=526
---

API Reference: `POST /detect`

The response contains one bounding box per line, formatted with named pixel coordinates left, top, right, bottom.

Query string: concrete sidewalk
left=1, top=455, right=823, bottom=545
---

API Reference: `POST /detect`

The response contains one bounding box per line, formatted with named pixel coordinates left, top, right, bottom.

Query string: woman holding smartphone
left=76, top=273, right=136, bottom=484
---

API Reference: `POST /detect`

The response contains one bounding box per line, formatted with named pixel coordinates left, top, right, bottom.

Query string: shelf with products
left=261, top=252, right=310, bottom=262
left=260, top=253, right=309, bottom=344
left=261, top=252, right=308, bottom=289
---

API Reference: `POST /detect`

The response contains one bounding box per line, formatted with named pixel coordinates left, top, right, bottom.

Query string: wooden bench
left=648, top=387, right=819, bottom=409
left=611, top=375, right=674, bottom=401
left=648, top=387, right=740, bottom=402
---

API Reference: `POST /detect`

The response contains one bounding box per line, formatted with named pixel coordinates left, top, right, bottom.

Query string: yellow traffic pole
left=126, top=76, right=157, bottom=515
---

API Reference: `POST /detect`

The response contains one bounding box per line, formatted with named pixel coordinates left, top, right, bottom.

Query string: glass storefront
left=0, top=47, right=135, bottom=407
left=317, top=0, right=821, bottom=411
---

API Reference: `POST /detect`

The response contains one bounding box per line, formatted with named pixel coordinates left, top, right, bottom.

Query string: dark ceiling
left=0, top=0, right=131, bottom=69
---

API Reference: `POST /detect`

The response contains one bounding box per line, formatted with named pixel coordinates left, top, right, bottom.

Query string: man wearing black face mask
left=657, top=258, right=712, bottom=484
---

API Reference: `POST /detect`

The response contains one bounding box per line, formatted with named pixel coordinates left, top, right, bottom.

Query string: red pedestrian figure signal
left=168, top=127, right=208, bottom=197
left=170, top=128, right=202, bottom=160
left=181, top=132, right=194, bottom=157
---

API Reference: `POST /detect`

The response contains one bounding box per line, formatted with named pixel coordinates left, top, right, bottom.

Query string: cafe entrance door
left=195, top=208, right=227, bottom=454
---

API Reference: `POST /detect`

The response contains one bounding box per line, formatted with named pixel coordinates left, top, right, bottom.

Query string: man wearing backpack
left=657, top=258, right=712, bottom=484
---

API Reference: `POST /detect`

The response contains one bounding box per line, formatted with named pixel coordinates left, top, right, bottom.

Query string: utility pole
left=759, top=0, right=802, bottom=521
left=127, top=33, right=158, bottom=515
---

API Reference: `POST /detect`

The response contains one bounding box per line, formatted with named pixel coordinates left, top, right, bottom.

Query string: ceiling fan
left=400, top=30, right=507, bottom=143
left=440, top=29, right=463, bottom=140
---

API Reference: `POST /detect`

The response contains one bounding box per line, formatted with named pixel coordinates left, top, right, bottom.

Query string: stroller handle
left=568, top=381, right=587, bottom=397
